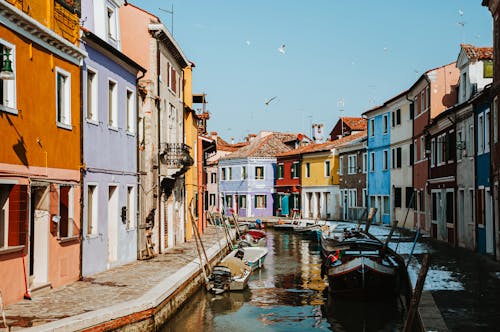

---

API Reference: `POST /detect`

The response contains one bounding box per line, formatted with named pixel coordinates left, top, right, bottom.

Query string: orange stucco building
left=0, top=0, right=85, bottom=305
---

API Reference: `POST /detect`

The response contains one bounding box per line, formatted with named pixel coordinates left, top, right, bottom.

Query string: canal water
left=161, top=229, right=406, bottom=332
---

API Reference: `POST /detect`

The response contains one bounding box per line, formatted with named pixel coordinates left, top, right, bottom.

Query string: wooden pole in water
left=403, top=253, right=430, bottom=332
left=188, top=199, right=211, bottom=286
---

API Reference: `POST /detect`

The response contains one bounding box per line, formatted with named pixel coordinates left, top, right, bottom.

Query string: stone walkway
left=2, top=226, right=228, bottom=330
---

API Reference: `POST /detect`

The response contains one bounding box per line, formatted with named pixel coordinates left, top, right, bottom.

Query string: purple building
left=218, top=132, right=300, bottom=218
left=80, top=0, right=145, bottom=276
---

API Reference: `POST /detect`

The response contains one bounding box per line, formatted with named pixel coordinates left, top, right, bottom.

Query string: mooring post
left=403, top=253, right=430, bottom=332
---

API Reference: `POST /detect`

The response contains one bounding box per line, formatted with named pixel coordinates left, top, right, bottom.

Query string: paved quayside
left=2, top=226, right=234, bottom=331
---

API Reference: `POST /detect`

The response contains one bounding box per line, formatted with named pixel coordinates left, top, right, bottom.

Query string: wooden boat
left=273, top=219, right=301, bottom=230
left=239, top=229, right=267, bottom=247
left=225, top=246, right=268, bottom=271
left=209, top=256, right=252, bottom=294
left=320, top=225, right=410, bottom=298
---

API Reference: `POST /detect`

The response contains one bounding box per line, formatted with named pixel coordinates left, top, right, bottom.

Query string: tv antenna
left=338, top=98, right=345, bottom=136
left=159, top=4, right=174, bottom=35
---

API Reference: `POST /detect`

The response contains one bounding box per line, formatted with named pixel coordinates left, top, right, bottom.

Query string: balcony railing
left=159, top=143, right=193, bottom=169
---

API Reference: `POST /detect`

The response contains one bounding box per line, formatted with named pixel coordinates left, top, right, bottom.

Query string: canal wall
left=19, top=230, right=234, bottom=332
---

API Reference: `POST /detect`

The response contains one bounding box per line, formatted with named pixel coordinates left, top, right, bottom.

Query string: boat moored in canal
left=225, top=246, right=269, bottom=271
left=320, top=224, right=410, bottom=298
left=209, top=257, right=252, bottom=294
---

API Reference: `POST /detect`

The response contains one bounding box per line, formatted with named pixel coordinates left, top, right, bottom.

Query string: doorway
left=107, top=185, right=118, bottom=266
left=29, top=186, right=49, bottom=287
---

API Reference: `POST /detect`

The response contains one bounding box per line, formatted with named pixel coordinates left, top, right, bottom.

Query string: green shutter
left=484, top=61, right=493, bottom=78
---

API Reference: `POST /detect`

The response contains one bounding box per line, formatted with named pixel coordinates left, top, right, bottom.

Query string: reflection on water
left=161, top=229, right=404, bottom=332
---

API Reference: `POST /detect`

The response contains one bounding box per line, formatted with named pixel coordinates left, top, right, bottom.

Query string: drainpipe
left=79, top=62, right=84, bottom=280
left=135, top=69, right=146, bottom=259
left=156, top=34, right=162, bottom=253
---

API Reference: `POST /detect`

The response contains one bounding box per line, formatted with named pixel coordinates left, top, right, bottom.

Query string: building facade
left=120, top=4, right=191, bottom=256
left=0, top=0, right=85, bottom=305
left=80, top=0, right=145, bottom=276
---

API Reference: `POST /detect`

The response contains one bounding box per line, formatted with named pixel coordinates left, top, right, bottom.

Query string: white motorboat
left=226, top=246, right=268, bottom=271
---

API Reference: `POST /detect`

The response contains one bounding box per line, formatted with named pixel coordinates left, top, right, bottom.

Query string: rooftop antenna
left=159, top=4, right=174, bottom=35
left=337, top=98, right=345, bottom=136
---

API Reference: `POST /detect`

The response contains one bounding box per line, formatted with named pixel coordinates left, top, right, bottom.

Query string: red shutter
left=171, top=68, right=177, bottom=93
left=8, top=185, right=28, bottom=246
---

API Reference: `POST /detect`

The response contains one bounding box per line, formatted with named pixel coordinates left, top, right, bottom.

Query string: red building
left=275, top=151, right=303, bottom=217
left=329, top=117, right=367, bottom=141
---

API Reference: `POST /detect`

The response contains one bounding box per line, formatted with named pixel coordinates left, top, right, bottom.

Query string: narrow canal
left=161, top=229, right=406, bottom=331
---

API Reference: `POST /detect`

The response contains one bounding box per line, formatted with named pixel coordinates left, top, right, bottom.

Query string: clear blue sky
left=129, top=0, right=492, bottom=141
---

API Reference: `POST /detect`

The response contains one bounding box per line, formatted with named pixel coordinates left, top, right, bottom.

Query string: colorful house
left=482, top=0, right=500, bottom=260
left=329, top=117, right=367, bottom=141
left=218, top=132, right=299, bottom=218
left=120, top=4, right=191, bottom=255
left=408, top=62, right=459, bottom=232
left=275, top=149, right=303, bottom=218
left=0, top=0, right=85, bottom=304
left=80, top=0, right=145, bottom=276
left=338, top=133, right=367, bottom=221
left=363, top=93, right=400, bottom=224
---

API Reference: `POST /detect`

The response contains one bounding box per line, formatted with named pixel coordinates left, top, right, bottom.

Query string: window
left=126, top=89, right=135, bottom=133
left=383, top=150, right=388, bottom=170
left=86, top=69, right=98, bottom=121
left=108, top=80, right=117, bottom=128
left=225, top=195, right=233, bottom=208
left=409, top=143, right=414, bottom=165
left=221, top=168, right=226, bottom=181
left=209, top=194, right=215, bottom=206
left=362, top=188, right=367, bottom=207
left=305, top=162, right=310, bottom=178
left=383, top=196, right=390, bottom=214
left=56, top=68, right=71, bottom=127
left=242, top=166, right=247, bottom=180
left=461, top=72, right=467, bottom=100
left=392, top=109, right=401, bottom=127
left=419, top=190, right=425, bottom=212
left=437, top=134, right=444, bottom=164
left=391, top=147, right=401, bottom=168
left=420, top=90, right=425, bottom=114
left=255, top=166, right=264, bottom=180
left=362, top=153, right=367, bottom=173
left=228, top=167, right=233, bottom=180
left=106, top=6, right=117, bottom=40
left=58, top=185, right=74, bottom=239
left=406, top=187, right=415, bottom=208
left=255, top=195, right=267, bottom=209
left=446, top=191, right=454, bottom=224
left=409, top=101, right=414, bottom=119
left=425, top=86, right=430, bottom=110
left=87, top=185, right=98, bottom=235
left=478, top=113, right=484, bottom=154
left=370, top=152, right=375, bottom=172
left=126, top=186, right=135, bottom=229
left=420, top=136, right=425, bottom=161
left=291, top=162, right=300, bottom=178
left=394, top=187, right=402, bottom=208
left=338, top=157, right=343, bottom=175
left=170, top=66, right=177, bottom=94
left=325, top=160, right=331, bottom=177
left=370, top=119, right=375, bottom=137
left=457, top=130, right=463, bottom=161
left=239, top=195, right=247, bottom=209
left=494, top=97, right=498, bottom=144
left=277, top=164, right=284, bottom=179
left=348, top=155, right=357, bottom=174
left=0, top=185, right=28, bottom=248
left=383, top=114, right=388, bottom=134
left=0, top=41, right=16, bottom=113
left=484, top=60, right=493, bottom=78
left=431, top=138, right=436, bottom=167
left=485, top=110, right=490, bottom=153
left=211, top=172, right=216, bottom=183
left=432, top=192, right=438, bottom=221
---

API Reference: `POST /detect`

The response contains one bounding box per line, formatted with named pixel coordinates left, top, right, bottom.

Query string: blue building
left=363, top=91, right=407, bottom=224
left=474, top=88, right=494, bottom=255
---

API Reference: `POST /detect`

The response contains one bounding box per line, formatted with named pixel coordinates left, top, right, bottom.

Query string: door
left=107, top=185, right=118, bottom=266
left=485, top=188, right=494, bottom=254
left=281, top=195, right=289, bottom=216
left=30, top=186, right=49, bottom=287
left=458, top=190, right=465, bottom=247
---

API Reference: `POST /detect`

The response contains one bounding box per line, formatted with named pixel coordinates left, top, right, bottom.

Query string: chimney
left=312, top=123, right=325, bottom=143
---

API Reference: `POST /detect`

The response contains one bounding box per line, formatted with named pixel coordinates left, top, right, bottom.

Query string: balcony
left=159, top=143, right=193, bottom=177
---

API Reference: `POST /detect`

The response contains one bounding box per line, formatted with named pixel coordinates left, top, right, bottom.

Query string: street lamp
left=0, top=49, right=14, bottom=81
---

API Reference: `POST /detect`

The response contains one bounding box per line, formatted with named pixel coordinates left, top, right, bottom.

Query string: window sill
left=126, top=227, right=136, bottom=232
left=108, top=126, right=119, bottom=132
left=0, top=245, right=24, bottom=255
left=0, top=105, right=18, bottom=115
left=85, top=234, right=99, bottom=240
left=58, top=236, right=79, bottom=243
left=57, top=122, right=73, bottom=131
left=126, top=130, right=136, bottom=137
left=86, top=119, right=99, bottom=126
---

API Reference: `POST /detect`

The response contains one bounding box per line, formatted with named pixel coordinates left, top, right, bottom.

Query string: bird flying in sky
left=264, top=96, right=278, bottom=106
left=278, top=44, right=286, bottom=54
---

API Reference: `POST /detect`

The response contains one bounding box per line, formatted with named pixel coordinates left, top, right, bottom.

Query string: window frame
left=383, top=150, right=388, bottom=170
left=324, top=160, right=331, bottom=177
left=369, top=119, right=375, bottom=137
left=107, top=79, right=118, bottom=129
left=338, top=157, right=343, bottom=175
left=277, top=163, right=284, bottom=179
left=255, top=166, right=265, bottom=180
left=55, top=67, right=72, bottom=129
left=58, top=185, right=75, bottom=240
left=383, top=114, right=388, bottom=134
left=291, top=162, right=300, bottom=179
left=126, top=88, right=135, bottom=134
left=254, top=195, right=267, bottom=209
left=86, top=184, right=98, bottom=236
left=348, top=154, right=357, bottom=174
left=362, top=152, right=367, bottom=173
left=126, top=185, right=136, bottom=230
left=86, top=68, right=98, bottom=122
left=0, top=39, right=17, bottom=114
left=305, top=162, right=310, bottom=178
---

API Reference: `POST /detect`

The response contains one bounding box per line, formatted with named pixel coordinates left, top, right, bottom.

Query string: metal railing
left=159, top=143, right=193, bottom=168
